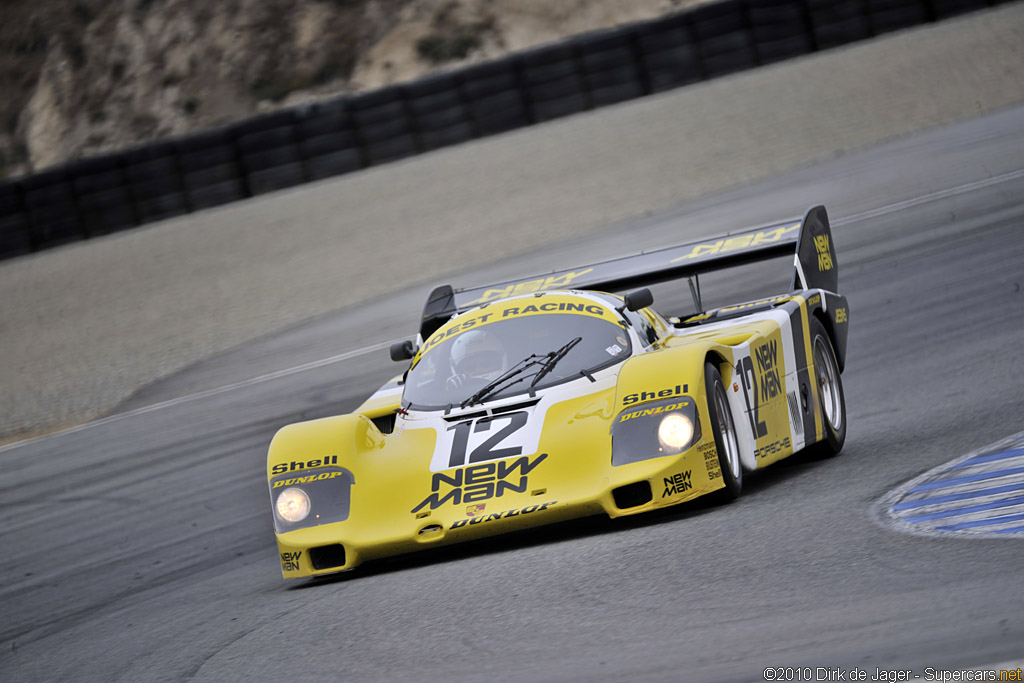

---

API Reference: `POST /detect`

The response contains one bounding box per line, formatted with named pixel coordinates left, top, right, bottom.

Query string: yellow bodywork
left=267, top=290, right=848, bottom=578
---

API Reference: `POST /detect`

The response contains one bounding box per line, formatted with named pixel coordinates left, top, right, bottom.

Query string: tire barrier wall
left=0, top=0, right=1007, bottom=260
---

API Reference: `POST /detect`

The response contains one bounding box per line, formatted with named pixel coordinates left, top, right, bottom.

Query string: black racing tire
left=805, top=316, right=847, bottom=459
left=705, top=362, right=742, bottom=501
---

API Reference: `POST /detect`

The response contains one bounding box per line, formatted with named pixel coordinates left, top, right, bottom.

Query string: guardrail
left=0, top=0, right=1006, bottom=260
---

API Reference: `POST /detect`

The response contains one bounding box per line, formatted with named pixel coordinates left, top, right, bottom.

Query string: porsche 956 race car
left=268, top=205, right=849, bottom=578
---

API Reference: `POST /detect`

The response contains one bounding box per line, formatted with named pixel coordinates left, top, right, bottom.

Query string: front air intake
left=612, top=481, right=653, bottom=509
left=309, top=544, right=347, bottom=570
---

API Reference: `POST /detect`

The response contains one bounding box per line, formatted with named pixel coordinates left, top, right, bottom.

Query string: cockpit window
left=404, top=312, right=630, bottom=409
left=621, top=307, right=658, bottom=347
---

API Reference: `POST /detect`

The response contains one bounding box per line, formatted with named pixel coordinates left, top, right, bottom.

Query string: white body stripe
left=681, top=306, right=807, bottom=468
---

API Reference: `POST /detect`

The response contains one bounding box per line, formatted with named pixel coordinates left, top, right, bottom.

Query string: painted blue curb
left=874, top=431, right=1024, bottom=539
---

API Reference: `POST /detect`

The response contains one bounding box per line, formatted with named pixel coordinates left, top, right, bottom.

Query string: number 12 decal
left=447, top=411, right=529, bottom=467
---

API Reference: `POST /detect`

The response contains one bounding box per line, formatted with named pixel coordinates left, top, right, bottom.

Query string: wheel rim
left=714, top=381, right=741, bottom=479
left=813, top=336, right=843, bottom=432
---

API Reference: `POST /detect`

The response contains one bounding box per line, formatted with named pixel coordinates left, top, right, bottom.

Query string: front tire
left=705, top=362, right=742, bottom=501
left=805, top=317, right=846, bottom=458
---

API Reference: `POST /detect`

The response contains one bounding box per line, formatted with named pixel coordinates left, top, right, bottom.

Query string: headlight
left=268, top=467, right=355, bottom=533
left=658, top=413, right=694, bottom=451
left=275, top=487, right=311, bottom=523
left=611, top=396, right=700, bottom=466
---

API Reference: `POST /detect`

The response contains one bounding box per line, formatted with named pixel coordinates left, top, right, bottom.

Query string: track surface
left=2, top=105, right=1024, bottom=681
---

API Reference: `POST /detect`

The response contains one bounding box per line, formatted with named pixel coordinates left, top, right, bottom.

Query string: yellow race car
left=268, top=206, right=849, bottom=578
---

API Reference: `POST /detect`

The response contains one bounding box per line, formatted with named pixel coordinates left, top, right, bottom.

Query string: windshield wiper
left=459, top=336, right=583, bottom=408
left=530, top=337, right=582, bottom=388
left=460, top=353, right=546, bottom=408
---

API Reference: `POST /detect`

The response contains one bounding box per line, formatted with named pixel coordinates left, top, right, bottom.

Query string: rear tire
left=705, top=362, right=742, bottom=501
left=805, top=317, right=846, bottom=458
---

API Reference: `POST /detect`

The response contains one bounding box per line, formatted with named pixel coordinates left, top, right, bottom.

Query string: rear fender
left=614, top=345, right=757, bottom=471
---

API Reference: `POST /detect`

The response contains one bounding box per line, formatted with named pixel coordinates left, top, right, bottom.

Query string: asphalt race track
left=2, top=103, right=1023, bottom=681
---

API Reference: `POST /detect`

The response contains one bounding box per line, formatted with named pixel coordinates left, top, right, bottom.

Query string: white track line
left=832, top=167, right=1024, bottom=226
left=5, top=167, right=1024, bottom=453
left=0, top=337, right=405, bottom=453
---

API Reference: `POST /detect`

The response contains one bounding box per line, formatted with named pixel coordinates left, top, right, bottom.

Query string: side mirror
left=623, top=288, right=654, bottom=312
left=390, top=340, right=417, bottom=361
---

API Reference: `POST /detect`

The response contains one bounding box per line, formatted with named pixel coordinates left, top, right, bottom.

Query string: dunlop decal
left=618, top=400, right=691, bottom=423
left=450, top=501, right=558, bottom=528
left=273, top=471, right=347, bottom=488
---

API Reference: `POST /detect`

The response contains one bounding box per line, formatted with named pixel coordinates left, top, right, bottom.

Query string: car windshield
left=404, top=312, right=631, bottom=409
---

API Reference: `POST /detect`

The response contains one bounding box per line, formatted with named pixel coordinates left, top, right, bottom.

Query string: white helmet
left=450, top=329, right=506, bottom=382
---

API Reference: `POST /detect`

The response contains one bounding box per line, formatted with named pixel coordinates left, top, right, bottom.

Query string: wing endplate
left=791, top=205, right=838, bottom=293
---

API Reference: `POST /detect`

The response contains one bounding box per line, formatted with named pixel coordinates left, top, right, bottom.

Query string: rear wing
left=419, top=205, right=838, bottom=339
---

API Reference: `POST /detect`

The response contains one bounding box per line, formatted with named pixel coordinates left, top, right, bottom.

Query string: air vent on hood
left=442, top=397, right=541, bottom=422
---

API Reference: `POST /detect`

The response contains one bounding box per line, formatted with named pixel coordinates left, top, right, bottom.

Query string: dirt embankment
left=0, top=0, right=691, bottom=178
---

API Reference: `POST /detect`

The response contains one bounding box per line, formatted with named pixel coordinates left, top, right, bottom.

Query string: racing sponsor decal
left=281, top=551, right=302, bottom=572
left=420, top=298, right=615, bottom=354
left=499, top=302, right=606, bottom=318
left=271, top=455, right=339, bottom=475
left=450, top=501, right=558, bottom=528
left=701, top=442, right=722, bottom=480
left=835, top=307, right=848, bottom=324
left=669, top=224, right=799, bottom=263
left=814, top=233, right=834, bottom=272
left=464, top=269, right=594, bottom=305
left=411, top=454, right=548, bottom=513
left=422, top=312, right=496, bottom=352
left=753, top=339, right=783, bottom=405
left=661, top=470, right=693, bottom=497
left=466, top=504, right=486, bottom=516
left=622, top=384, right=686, bottom=407
left=706, top=308, right=805, bottom=468
left=754, top=436, right=791, bottom=460
left=618, top=399, right=690, bottom=423
left=272, top=471, right=348, bottom=488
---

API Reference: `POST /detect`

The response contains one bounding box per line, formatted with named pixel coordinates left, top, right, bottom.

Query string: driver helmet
left=450, top=329, right=507, bottom=382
